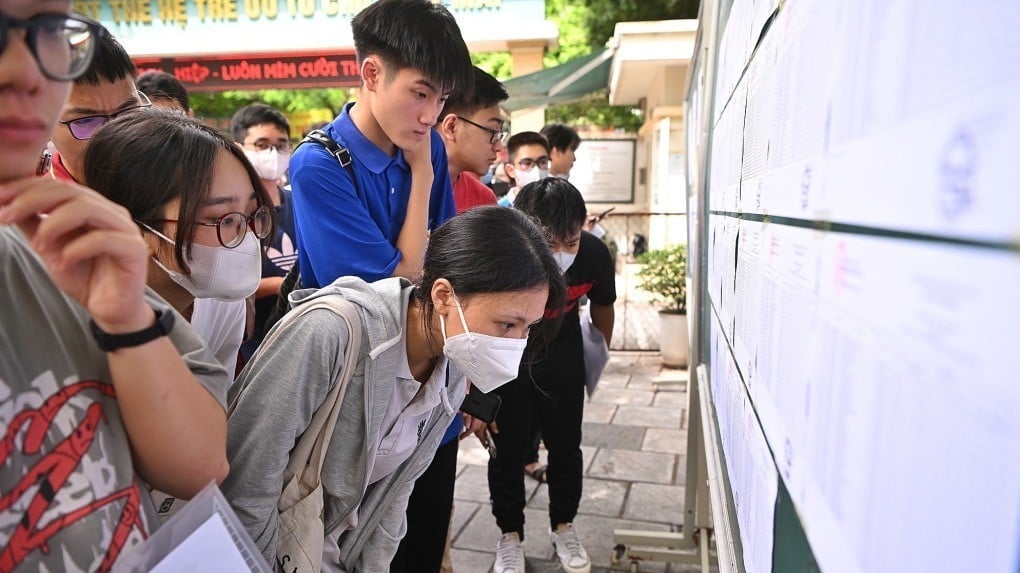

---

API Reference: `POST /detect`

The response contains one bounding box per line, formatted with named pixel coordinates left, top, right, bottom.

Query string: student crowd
left=0, top=1, right=616, bottom=572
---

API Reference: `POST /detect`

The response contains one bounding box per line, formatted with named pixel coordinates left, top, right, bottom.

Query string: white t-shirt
left=368, top=334, right=446, bottom=484
left=191, top=298, right=247, bottom=371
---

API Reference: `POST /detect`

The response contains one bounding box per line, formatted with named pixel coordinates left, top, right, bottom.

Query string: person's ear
left=361, top=57, right=382, bottom=92
left=504, top=161, right=516, bottom=181
left=439, top=114, right=458, bottom=142
left=431, top=278, right=456, bottom=317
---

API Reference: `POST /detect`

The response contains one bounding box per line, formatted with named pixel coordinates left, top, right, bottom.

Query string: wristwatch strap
left=89, top=306, right=175, bottom=352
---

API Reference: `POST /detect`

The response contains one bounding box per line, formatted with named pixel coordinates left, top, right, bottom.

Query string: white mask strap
left=452, top=294, right=472, bottom=335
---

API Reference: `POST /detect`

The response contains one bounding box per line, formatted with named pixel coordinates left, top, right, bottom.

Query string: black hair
left=506, top=131, right=550, bottom=161
left=83, top=110, right=276, bottom=273
left=351, top=0, right=473, bottom=96
left=414, top=206, right=566, bottom=354
left=74, top=23, right=136, bottom=87
left=514, top=178, right=588, bottom=242
left=230, top=103, right=291, bottom=143
left=541, top=123, right=581, bottom=152
left=136, top=71, right=190, bottom=112
left=439, top=66, right=508, bottom=120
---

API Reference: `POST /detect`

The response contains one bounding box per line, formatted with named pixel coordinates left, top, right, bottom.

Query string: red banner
left=134, top=52, right=360, bottom=92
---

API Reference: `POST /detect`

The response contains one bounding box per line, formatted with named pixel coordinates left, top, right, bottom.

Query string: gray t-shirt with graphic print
left=0, top=226, right=229, bottom=572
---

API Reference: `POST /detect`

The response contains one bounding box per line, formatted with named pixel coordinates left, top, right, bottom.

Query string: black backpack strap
left=297, top=129, right=357, bottom=183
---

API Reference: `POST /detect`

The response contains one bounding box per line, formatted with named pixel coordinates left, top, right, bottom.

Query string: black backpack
left=264, top=129, right=357, bottom=332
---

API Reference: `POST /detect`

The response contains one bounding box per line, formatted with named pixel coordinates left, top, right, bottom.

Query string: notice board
left=570, top=139, right=636, bottom=203
left=686, top=1, right=1020, bottom=572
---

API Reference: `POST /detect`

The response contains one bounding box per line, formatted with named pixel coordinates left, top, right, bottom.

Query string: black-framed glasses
left=150, top=205, right=273, bottom=249
left=244, top=140, right=293, bottom=154
left=0, top=12, right=99, bottom=81
left=60, top=91, right=153, bottom=140
left=456, top=115, right=507, bottom=145
left=516, top=156, right=550, bottom=170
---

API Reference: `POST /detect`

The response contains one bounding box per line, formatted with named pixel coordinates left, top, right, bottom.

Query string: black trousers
left=389, top=438, right=459, bottom=573
left=488, top=334, right=585, bottom=540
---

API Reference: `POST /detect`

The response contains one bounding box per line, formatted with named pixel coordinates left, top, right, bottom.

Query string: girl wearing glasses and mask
left=82, top=110, right=276, bottom=370
left=0, top=3, right=230, bottom=570
left=222, top=207, right=566, bottom=572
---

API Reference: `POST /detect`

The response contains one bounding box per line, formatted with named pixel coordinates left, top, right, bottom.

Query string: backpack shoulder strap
left=282, top=296, right=363, bottom=482
left=296, top=128, right=357, bottom=184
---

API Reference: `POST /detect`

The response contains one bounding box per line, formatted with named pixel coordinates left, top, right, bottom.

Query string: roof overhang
left=501, top=47, right=615, bottom=112
left=609, top=20, right=698, bottom=107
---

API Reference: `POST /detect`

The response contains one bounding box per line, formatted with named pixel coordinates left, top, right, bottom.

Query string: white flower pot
left=659, top=312, right=689, bottom=368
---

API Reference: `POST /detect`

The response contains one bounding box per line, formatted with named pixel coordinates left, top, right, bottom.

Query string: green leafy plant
left=636, top=244, right=687, bottom=314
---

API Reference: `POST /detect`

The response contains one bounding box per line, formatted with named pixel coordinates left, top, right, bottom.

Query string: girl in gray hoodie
left=222, top=207, right=566, bottom=572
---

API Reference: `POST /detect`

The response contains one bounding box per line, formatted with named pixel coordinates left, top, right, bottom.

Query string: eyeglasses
left=244, top=140, right=293, bottom=154
left=150, top=205, right=273, bottom=249
left=456, top=116, right=507, bottom=146
left=59, top=91, right=153, bottom=140
left=0, top=11, right=99, bottom=81
left=515, top=156, right=550, bottom=171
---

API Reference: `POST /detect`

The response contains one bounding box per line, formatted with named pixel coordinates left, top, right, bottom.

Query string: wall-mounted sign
left=570, top=139, right=637, bottom=204
left=134, top=51, right=360, bottom=91
left=80, top=0, right=551, bottom=58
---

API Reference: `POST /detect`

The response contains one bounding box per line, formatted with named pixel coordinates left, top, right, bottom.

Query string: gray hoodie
left=222, top=276, right=466, bottom=572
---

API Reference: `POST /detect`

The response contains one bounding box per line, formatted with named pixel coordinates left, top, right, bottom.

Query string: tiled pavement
left=450, top=352, right=700, bottom=573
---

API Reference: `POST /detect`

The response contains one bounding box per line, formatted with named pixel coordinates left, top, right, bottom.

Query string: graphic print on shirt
left=266, top=231, right=297, bottom=273
left=0, top=372, right=150, bottom=573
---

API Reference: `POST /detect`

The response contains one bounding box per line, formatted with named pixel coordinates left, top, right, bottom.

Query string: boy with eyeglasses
left=436, top=66, right=509, bottom=214
left=230, top=103, right=299, bottom=362
left=0, top=2, right=230, bottom=570
left=47, top=22, right=150, bottom=183
left=498, top=131, right=551, bottom=207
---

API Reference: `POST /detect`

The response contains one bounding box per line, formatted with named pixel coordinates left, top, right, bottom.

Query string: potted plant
left=635, top=244, right=688, bottom=367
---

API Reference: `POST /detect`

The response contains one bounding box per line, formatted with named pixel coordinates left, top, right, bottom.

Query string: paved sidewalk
left=450, top=351, right=696, bottom=573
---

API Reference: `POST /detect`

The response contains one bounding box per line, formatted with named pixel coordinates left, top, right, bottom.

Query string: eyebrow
left=201, top=195, right=240, bottom=207
left=414, top=78, right=439, bottom=92
left=65, top=94, right=142, bottom=117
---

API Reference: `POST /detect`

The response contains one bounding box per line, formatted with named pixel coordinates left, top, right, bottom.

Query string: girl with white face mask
left=222, top=207, right=567, bottom=572
left=83, top=110, right=275, bottom=369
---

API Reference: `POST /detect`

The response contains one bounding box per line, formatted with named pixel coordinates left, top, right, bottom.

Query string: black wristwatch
left=89, top=306, right=175, bottom=352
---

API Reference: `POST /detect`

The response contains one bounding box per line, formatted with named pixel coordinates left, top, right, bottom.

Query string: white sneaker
left=550, top=523, right=591, bottom=573
left=494, top=531, right=526, bottom=573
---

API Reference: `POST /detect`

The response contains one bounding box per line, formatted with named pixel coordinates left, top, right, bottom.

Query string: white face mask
left=553, top=251, right=577, bottom=274
left=590, top=223, right=607, bottom=239
left=244, top=147, right=291, bottom=181
left=145, top=225, right=262, bottom=301
left=514, top=166, right=548, bottom=189
left=439, top=295, right=527, bottom=394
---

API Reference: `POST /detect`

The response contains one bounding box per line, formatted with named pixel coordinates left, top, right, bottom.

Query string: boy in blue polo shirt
left=288, top=0, right=472, bottom=288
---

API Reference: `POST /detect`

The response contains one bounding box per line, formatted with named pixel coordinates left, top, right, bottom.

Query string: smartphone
left=460, top=388, right=502, bottom=424
left=595, top=206, right=616, bottom=221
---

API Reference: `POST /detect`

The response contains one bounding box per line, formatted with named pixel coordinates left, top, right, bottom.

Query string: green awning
left=502, top=48, right=615, bottom=112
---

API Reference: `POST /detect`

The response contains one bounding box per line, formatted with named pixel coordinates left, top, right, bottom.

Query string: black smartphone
left=596, top=206, right=616, bottom=221
left=460, top=388, right=502, bottom=424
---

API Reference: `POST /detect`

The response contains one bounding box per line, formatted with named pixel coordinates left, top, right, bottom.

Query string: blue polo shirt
left=289, top=102, right=456, bottom=288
